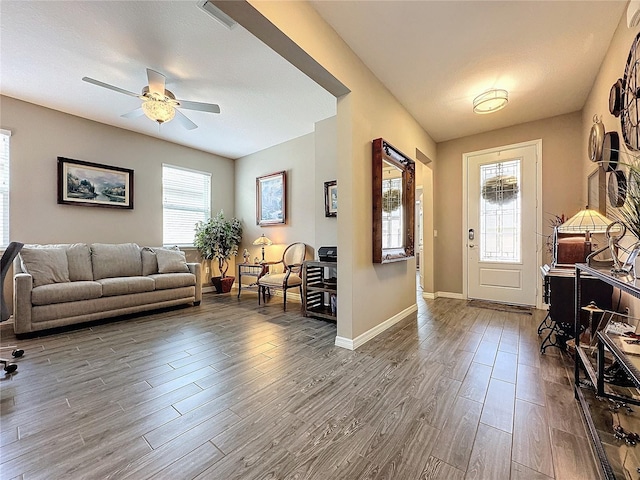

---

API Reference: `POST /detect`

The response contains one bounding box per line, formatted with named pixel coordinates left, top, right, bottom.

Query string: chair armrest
left=261, top=260, right=283, bottom=266
left=14, top=273, right=33, bottom=334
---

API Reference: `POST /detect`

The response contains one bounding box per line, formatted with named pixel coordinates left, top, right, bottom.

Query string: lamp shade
left=253, top=234, right=273, bottom=246
left=142, top=99, right=175, bottom=124
left=557, top=208, right=618, bottom=234
left=473, top=89, right=508, bottom=114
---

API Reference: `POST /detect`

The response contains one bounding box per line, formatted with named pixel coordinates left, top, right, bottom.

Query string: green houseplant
left=194, top=210, right=243, bottom=293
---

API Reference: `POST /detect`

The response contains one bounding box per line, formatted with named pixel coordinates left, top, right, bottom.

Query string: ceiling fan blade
left=173, top=109, right=198, bottom=130
left=121, top=108, right=144, bottom=119
left=82, top=77, right=139, bottom=97
left=176, top=100, right=220, bottom=114
left=146, top=69, right=166, bottom=96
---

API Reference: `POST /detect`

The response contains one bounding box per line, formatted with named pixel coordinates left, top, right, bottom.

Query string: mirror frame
left=372, top=138, right=415, bottom=264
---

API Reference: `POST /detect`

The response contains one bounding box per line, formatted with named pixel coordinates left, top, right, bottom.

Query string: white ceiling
left=0, top=1, right=336, bottom=159
left=311, top=0, right=627, bottom=142
left=0, top=1, right=629, bottom=159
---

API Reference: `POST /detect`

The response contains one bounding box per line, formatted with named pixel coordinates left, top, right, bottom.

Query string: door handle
left=469, top=244, right=475, bottom=248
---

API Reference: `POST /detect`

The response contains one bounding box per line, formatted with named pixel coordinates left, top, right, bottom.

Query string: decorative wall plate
left=589, top=115, right=605, bottom=163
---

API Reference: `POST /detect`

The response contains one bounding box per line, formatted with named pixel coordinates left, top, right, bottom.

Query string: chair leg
left=283, top=288, right=287, bottom=311
left=258, top=286, right=261, bottom=305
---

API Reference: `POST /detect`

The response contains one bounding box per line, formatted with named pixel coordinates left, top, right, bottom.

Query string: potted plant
left=194, top=210, right=243, bottom=293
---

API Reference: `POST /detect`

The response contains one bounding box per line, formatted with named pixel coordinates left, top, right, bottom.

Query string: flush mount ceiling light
left=473, top=89, right=509, bottom=114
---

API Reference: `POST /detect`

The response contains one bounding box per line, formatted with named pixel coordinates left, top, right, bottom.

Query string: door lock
left=468, top=229, right=475, bottom=240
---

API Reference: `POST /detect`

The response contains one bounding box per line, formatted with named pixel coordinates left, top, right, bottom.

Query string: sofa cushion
left=97, top=276, right=155, bottom=297
left=91, top=243, right=142, bottom=280
left=66, top=243, right=93, bottom=281
left=31, top=281, right=102, bottom=306
left=156, top=248, right=190, bottom=274
left=20, top=247, right=70, bottom=287
left=141, top=247, right=159, bottom=276
left=149, top=273, right=196, bottom=290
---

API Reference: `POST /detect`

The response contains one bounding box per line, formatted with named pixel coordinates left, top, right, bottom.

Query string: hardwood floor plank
left=480, top=378, right=515, bottom=433
left=516, top=363, right=546, bottom=406
left=459, top=362, right=492, bottom=403
left=550, top=427, right=600, bottom=480
left=491, top=350, right=517, bottom=384
left=511, top=461, right=554, bottom=480
left=419, top=455, right=465, bottom=480
left=464, top=423, right=512, bottom=480
left=431, top=396, right=483, bottom=470
left=512, top=399, right=555, bottom=478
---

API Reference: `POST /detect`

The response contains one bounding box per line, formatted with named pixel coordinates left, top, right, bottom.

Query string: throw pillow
left=20, top=247, right=70, bottom=288
left=156, top=248, right=190, bottom=274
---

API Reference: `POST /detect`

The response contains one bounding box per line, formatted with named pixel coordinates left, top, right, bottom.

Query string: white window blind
left=162, top=164, right=211, bottom=246
left=0, top=130, right=10, bottom=248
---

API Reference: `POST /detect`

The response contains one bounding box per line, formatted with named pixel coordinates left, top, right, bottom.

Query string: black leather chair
left=1, top=241, right=24, bottom=373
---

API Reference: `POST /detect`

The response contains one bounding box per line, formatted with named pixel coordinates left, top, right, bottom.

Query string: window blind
left=0, top=130, right=10, bottom=248
left=162, top=164, right=211, bottom=246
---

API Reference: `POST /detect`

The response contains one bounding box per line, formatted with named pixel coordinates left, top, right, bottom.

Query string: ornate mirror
left=372, top=138, right=415, bottom=263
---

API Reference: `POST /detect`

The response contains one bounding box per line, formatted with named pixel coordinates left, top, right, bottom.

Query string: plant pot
left=211, top=276, right=235, bottom=294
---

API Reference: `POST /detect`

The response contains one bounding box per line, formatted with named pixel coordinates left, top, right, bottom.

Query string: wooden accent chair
left=257, top=242, right=307, bottom=311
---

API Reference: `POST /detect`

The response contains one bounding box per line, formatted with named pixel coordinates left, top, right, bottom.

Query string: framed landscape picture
left=256, top=170, right=286, bottom=225
left=324, top=180, right=337, bottom=217
left=57, top=157, right=134, bottom=209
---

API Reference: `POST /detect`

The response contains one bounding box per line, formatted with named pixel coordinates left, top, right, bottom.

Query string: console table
left=237, top=263, right=268, bottom=298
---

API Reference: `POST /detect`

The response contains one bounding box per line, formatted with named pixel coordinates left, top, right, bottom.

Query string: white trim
left=334, top=303, right=418, bottom=350
left=422, top=291, right=436, bottom=300
left=436, top=291, right=465, bottom=300
left=0, top=129, right=12, bottom=137
left=461, top=139, right=543, bottom=308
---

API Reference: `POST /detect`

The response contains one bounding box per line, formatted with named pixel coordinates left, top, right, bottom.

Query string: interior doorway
left=463, top=140, right=542, bottom=306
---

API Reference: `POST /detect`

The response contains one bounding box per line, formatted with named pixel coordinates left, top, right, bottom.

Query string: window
left=0, top=130, right=10, bottom=248
left=162, top=164, right=211, bottom=246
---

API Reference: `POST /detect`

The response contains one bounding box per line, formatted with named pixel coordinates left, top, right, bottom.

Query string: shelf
left=575, top=264, right=640, bottom=479
left=303, top=261, right=337, bottom=321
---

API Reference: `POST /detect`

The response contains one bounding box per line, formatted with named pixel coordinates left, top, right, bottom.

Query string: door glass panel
left=479, top=160, right=521, bottom=263
left=382, top=160, right=403, bottom=249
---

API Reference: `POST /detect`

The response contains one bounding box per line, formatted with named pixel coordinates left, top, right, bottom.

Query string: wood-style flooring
left=0, top=290, right=597, bottom=479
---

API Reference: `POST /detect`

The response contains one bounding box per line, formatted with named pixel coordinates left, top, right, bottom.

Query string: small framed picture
left=57, top=157, right=134, bottom=209
left=324, top=180, right=337, bottom=217
left=256, top=171, right=286, bottom=225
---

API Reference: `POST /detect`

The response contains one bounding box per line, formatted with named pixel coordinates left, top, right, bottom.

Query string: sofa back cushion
left=66, top=243, right=93, bottom=281
left=20, top=247, right=70, bottom=287
left=91, top=243, right=142, bottom=280
left=141, top=247, right=159, bottom=276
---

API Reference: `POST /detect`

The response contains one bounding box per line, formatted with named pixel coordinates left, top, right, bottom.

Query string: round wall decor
left=608, top=170, right=627, bottom=207
left=621, top=31, right=640, bottom=151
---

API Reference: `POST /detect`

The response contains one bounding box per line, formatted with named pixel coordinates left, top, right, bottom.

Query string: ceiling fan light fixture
left=473, top=89, right=508, bottom=114
left=142, top=99, right=175, bottom=124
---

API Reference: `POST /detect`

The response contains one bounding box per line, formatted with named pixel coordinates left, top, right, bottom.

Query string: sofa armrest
left=14, top=273, right=33, bottom=334
left=187, top=263, right=202, bottom=304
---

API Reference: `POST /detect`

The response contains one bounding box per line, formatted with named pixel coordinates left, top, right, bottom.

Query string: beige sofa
left=13, top=243, right=201, bottom=335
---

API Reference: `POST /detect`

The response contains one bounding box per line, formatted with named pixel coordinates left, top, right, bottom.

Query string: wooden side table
left=237, top=263, right=268, bottom=298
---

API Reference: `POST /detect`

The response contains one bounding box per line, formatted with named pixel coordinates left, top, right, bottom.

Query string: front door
left=465, top=141, right=540, bottom=306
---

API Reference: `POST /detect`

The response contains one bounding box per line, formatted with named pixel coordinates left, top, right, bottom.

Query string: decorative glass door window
left=479, top=160, right=521, bottom=263
left=382, top=176, right=403, bottom=249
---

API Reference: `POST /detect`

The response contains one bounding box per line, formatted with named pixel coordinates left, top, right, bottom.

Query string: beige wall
left=435, top=112, right=584, bottom=295
left=2, top=96, right=235, bottom=246
left=580, top=14, right=640, bottom=314
left=236, top=1, right=437, bottom=341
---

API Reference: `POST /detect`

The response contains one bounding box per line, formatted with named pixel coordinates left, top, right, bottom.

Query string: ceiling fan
left=82, top=68, right=220, bottom=130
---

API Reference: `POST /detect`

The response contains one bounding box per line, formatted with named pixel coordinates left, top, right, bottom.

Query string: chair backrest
left=283, top=243, right=306, bottom=274
left=1, top=241, right=23, bottom=280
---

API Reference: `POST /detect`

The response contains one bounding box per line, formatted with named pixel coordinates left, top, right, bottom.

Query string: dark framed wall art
left=57, top=157, right=134, bottom=209
left=324, top=180, right=337, bottom=217
left=256, top=170, right=286, bottom=225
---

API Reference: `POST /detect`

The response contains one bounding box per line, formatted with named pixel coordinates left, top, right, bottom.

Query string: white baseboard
left=436, top=291, right=465, bottom=300
left=334, top=303, right=418, bottom=351
left=422, top=292, right=436, bottom=300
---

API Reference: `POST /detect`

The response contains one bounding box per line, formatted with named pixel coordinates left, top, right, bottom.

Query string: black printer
left=318, top=246, right=337, bottom=262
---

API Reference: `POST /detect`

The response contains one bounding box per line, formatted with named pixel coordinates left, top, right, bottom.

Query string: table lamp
left=253, top=234, right=272, bottom=262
